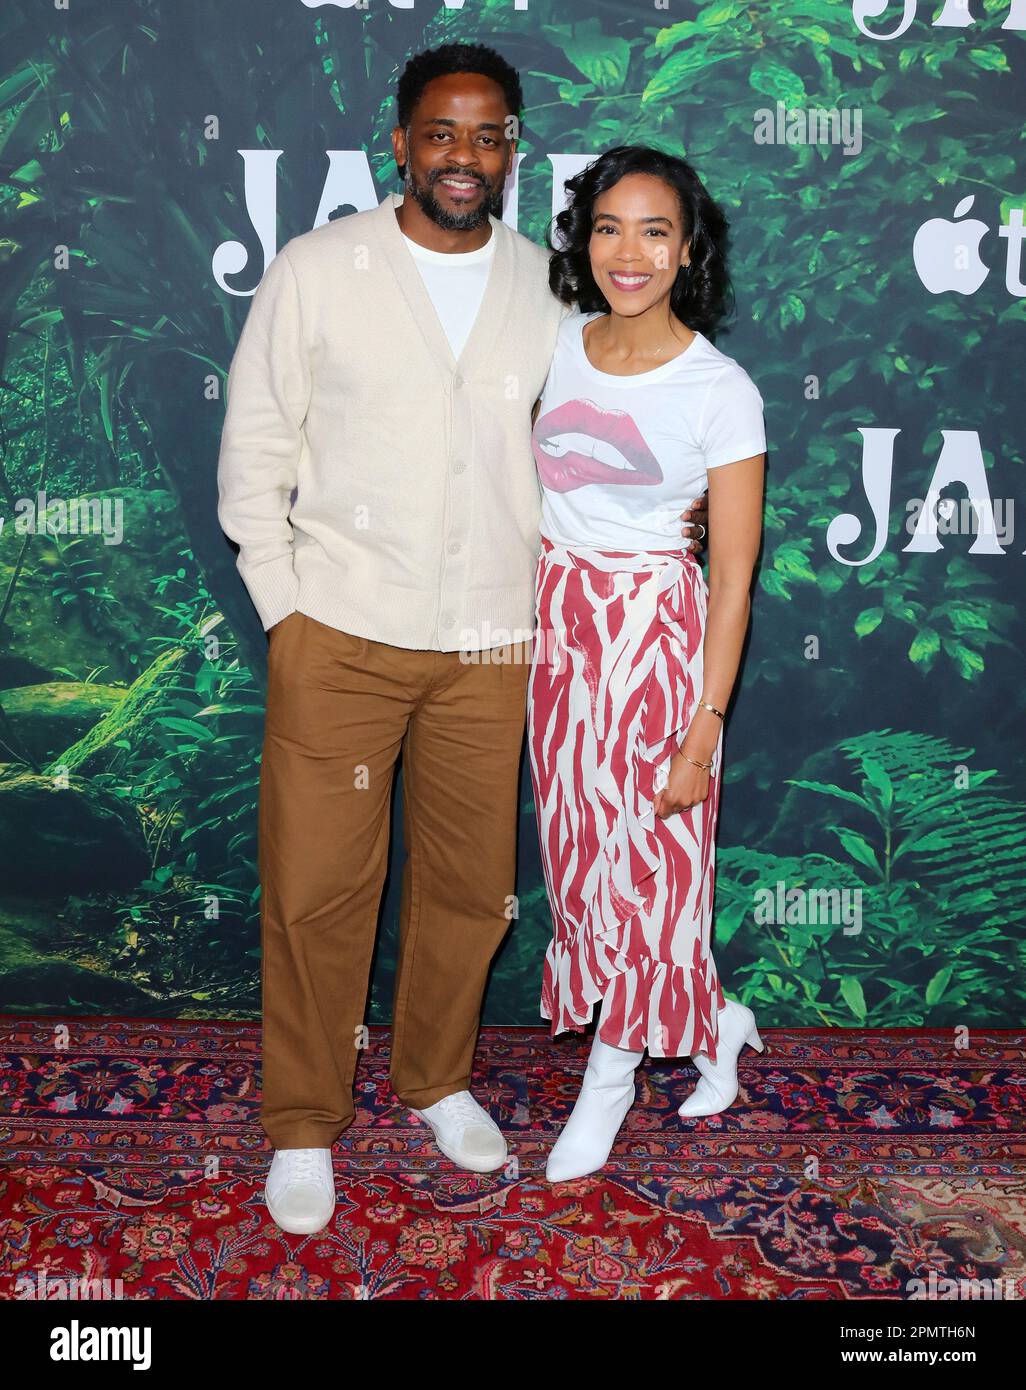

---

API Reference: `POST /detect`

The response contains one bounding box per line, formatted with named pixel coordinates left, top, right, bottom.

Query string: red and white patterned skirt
left=527, top=534, right=726, bottom=1060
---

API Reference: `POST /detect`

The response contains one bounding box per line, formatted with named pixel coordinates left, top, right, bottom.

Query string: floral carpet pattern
left=1, top=1017, right=1024, bottom=1299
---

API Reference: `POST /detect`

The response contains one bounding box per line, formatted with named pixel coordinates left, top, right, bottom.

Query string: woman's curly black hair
left=549, top=146, right=735, bottom=339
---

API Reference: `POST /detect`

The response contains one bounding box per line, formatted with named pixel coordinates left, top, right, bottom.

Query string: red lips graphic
left=532, top=398, right=663, bottom=492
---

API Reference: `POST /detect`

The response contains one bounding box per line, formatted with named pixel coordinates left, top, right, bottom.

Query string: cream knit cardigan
left=216, top=191, right=569, bottom=649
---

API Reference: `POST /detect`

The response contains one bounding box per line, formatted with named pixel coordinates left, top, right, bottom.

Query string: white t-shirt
left=400, top=227, right=495, bottom=359
left=532, top=310, right=766, bottom=551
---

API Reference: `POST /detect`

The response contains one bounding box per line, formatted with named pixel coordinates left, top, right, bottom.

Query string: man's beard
left=404, top=163, right=503, bottom=231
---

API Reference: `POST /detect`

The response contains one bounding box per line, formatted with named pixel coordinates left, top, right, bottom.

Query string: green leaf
left=840, top=976, right=867, bottom=1021
left=774, top=543, right=816, bottom=581
left=951, top=643, right=985, bottom=680
left=968, top=48, right=1009, bottom=73
left=925, top=966, right=953, bottom=1005
left=749, top=57, right=807, bottom=106
left=945, top=603, right=988, bottom=634
left=855, top=607, right=883, bottom=637
left=643, top=48, right=734, bottom=102
left=653, top=20, right=699, bottom=51
left=827, top=359, right=859, bottom=393
left=156, top=717, right=215, bottom=740
left=699, top=1, right=745, bottom=25
left=817, top=567, right=846, bottom=595
left=760, top=570, right=792, bottom=599
left=861, top=758, right=894, bottom=812
left=909, top=627, right=940, bottom=664
left=893, top=828, right=952, bottom=862
left=832, top=829, right=882, bottom=876
left=785, top=779, right=872, bottom=813
left=562, top=30, right=631, bottom=90
left=714, top=899, right=748, bottom=947
left=779, top=293, right=806, bottom=330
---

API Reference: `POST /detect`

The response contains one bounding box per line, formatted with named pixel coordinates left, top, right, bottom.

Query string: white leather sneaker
left=546, top=1035, right=645, bottom=1183
left=678, top=997, right=766, bottom=1118
left=264, top=1147, right=336, bottom=1234
left=408, top=1091, right=507, bottom=1173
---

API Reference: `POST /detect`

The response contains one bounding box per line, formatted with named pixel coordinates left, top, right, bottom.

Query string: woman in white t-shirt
left=527, top=145, right=767, bottom=1183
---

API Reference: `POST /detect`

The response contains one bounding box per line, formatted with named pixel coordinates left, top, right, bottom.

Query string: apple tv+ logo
left=913, top=197, right=1026, bottom=297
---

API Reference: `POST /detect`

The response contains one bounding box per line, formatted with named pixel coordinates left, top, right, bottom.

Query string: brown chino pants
left=257, top=609, right=531, bottom=1150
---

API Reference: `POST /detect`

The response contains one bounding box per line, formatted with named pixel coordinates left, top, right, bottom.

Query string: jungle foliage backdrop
left=1, top=0, right=1023, bottom=1030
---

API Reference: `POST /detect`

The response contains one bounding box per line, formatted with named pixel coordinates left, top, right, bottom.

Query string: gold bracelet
left=698, top=699, right=725, bottom=720
left=680, top=751, right=713, bottom=771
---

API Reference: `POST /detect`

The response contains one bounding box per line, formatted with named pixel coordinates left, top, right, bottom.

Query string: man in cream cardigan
left=217, top=43, right=705, bottom=1234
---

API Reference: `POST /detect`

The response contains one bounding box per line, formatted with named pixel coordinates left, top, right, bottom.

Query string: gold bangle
left=698, top=700, right=725, bottom=720
left=680, top=751, right=713, bottom=771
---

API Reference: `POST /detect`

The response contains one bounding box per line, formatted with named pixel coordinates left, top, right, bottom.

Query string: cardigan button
left=453, top=373, right=465, bottom=388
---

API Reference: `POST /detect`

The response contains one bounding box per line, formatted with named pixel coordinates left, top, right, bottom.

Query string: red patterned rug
left=1, top=1017, right=1024, bottom=1300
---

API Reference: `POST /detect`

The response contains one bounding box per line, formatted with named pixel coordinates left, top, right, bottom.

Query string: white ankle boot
left=678, top=997, right=765, bottom=1118
left=264, top=1147, right=336, bottom=1234
left=546, top=1032, right=645, bottom=1183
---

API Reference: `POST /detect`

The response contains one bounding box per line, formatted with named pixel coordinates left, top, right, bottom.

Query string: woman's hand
left=680, top=489, right=709, bottom=557
left=652, top=749, right=711, bottom=819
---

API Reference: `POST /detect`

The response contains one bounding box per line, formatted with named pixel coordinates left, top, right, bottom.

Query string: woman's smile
left=607, top=269, right=654, bottom=292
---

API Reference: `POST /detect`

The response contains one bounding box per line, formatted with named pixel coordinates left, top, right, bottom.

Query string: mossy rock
left=0, top=960, right=156, bottom=1012
left=0, top=681, right=127, bottom=764
left=0, top=768, right=148, bottom=891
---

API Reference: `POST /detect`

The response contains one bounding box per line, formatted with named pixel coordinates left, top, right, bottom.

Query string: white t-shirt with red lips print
left=532, top=310, right=766, bottom=553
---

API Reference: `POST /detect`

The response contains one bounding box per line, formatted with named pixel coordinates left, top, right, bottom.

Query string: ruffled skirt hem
left=540, top=916, right=725, bottom=1060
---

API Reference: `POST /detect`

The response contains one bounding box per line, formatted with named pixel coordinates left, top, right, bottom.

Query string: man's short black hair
left=396, top=42, right=523, bottom=130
